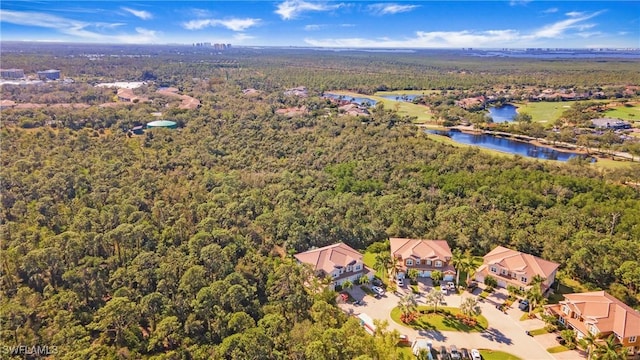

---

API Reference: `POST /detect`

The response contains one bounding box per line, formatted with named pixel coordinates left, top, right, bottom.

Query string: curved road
left=341, top=287, right=557, bottom=360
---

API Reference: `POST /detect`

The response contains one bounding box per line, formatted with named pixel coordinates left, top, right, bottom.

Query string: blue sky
left=1, top=1, right=638, bottom=48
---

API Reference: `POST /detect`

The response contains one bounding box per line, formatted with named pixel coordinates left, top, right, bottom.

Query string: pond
left=488, top=104, right=518, bottom=123
left=379, top=94, right=420, bottom=102
left=428, top=129, right=587, bottom=161
left=324, top=93, right=377, bottom=106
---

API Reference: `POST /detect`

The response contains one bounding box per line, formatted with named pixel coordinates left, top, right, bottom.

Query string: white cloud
left=576, top=32, right=602, bottom=38
left=532, top=11, right=603, bottom=38
left=565, top=11, right=585, bottom=18
left=509, top=0, right=533, bottom=6
left=304, top=24, right=324, bottom=31
left=275, top=0, right=343, bottom=20
left=233, top=33, right=255, bottom=42
left=304, top=11, right=608, bottom=48
left=182, top=18, right=260, bottom=31
left=305, top=23, right=354, bottom=31
left=367, top=3, right=420, bottom=15
left=543, top=8, right=559, bottom=14
left=121, top=7, right=153, bottom=20
left=0, top=9, right=158, bottom=43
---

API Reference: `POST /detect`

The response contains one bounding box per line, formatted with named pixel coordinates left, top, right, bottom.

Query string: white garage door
left=420, top=270, right=431, bottom=278
left=497, top=279, right=507, bottom=288
left=475, top=274, right=485, bottom=284
left=443, top=274, right=454, bottom=281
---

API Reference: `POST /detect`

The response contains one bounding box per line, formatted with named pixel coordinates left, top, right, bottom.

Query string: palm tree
left=398, top=293, right=418, bottom=323
left=525, top=285, right=544, bottom=316
left=458, top=251, right=476, bottom=285
left=451, top=248, right=464, bottom=286
left=459, top=296, right=481, bottom=318
left=431, top=270, right=443, bottom=286
left=374, top=252, right=392, bottom=280
left=578, top=332, right=598, bottom=360
left=593, top=334, right=625, bottom=360
left=426, top=288, right=444, bottom=314
left=358, top=274, right=370, bottom=286
left=390, top=255, right=402, bottom=281
left=407, top=268, right=419, bottom=284
left=342, top=280, right=353, bottom=291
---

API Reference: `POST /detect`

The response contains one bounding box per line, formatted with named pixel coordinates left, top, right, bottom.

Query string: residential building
left=591, top=118, right=632, bottom=130
left=294, top=242, right=372, bottom=290
left=390, top=238, right=455, bottom=281
left=474, top=246, right=559, bottom=292
left=1, top=68, right=25, bottom=79
left=37, top=69, right=61, bottom=80
left=546, top=291, right=640, bottom=356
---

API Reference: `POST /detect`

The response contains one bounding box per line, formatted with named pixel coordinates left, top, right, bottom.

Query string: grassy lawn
left=547, top=345, right=570, bottom=353
left=328, top=90, right=434, bottom=123
left=375, top=90, right=440, bottom=96
left=479, top=349, right=523, bottom=360
left=557, top=277, right=595, bottom=294
left=519, top=313, right=530, bottom=321
left=591, top=157, right=638, bottom=170
left=396, top=344, right=413, bottom=358
left=547, top=292, right=565, bottom=304
left=391, top=306, right=488, bottom=332
left=362, top=251, right=389, bottom=284
left=604, top=103, right=640, bottom=121
left=528, top=328, right=550, bottom=336
left=513, top=101, right=567, bottom=124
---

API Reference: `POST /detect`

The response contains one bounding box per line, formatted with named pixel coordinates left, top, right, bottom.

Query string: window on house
left=346, top=266, right=352, bottom=272
left=355, top=265, right=361, bottom=271
left=406, top=259, right=413, bottom=266
left=630, top=336, right=637, bottom=343
left=559, top=317, right=565, bottom=325
left=519, top=286, right=525, bottom=292
left=333, top=273, right=338, bottom=278
left=520, top=277, right=527, bottom=283
left=562, top=305, right=571, bottom=315
left=435, top=261, right=442, bottom=267
left=415, top=259, right=420, bottom=265
left=490, top=266, right=497, bottom=273
left=589, top=325, right=598, bottom=335
left=501, top=269, right=507, bottom=275
left=426, top=260, right=432, bottom=266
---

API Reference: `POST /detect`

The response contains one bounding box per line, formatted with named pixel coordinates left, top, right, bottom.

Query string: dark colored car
left=466, top=281, right=478, bottom=291
left=440, top=345, right=449, bottom=360
left=460, top=348, right=471, bottom=360
left=518, top=299, right=530, bottom=312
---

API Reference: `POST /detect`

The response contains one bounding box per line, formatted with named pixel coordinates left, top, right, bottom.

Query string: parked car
left=371, top=286, right=385, bottom=296
left=440, top=345, right=449, bottom=360
left=447, top=281, right=456, bottom=290
left=555, top=335, right=566, bottom=345
left=441, top=287, right=448, bottom=295
left=466, top=281, right=478, bottom=291
left=471, top=348, right=481, bottom=360
left=460, top=348, right=470, bottom=360
left=450, top=345, right=461, bottom=360
left=398, top=334, right=410, bottom=344
left=397, top=277, right=404, bottom=286
left=518, top=299, right=530, bottom=312
left=371, top=278, right=382, bottom=286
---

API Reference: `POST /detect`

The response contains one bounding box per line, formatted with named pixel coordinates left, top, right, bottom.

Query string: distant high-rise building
left=37, top=69, right=61, bottom=80
left=1, top=68, right=25, bottom=79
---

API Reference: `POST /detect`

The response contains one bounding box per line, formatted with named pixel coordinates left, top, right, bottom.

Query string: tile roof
left=294, top=243, right=362, bottom=275
left=562, top=291, right=640, bottom=339
left=390, top=238, right=452, bottom=261
left=482, top=246, right=559, bottom=283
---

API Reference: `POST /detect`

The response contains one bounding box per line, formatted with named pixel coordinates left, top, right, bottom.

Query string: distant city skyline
left=1, top=1, right=638, bottom=48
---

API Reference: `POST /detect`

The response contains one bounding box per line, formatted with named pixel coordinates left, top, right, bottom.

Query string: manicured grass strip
left=604, top=104, right=640, bottom=121
left=528, top=328, right=550, bottom=336
left=547, top=345, right=570, bottom=353
left=479, top=349, right=523, bottom=360
left=362, top=252, right=388, bottom=283
left=390, top=306, right=488, bottom=332
left=519, top=313, right=530, bottom=321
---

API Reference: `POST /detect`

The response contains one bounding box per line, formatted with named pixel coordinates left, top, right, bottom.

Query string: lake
left=324, top=93, right=377, bottom=106
left=428, top=129, right=585, bottom=161
left=379, top=94, right=420, bottom=102
left=488, top=104, right=518, bottom=123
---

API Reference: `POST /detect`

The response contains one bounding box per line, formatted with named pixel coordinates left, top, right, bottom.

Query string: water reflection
left=429, top=129, right=588, bottom=162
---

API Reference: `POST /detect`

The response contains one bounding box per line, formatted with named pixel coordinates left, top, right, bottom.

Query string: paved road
left=340, top=286, right=563, bottom=360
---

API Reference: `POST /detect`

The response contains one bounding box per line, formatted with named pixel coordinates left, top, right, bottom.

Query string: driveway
left=340, top=285, right=558, bottom=360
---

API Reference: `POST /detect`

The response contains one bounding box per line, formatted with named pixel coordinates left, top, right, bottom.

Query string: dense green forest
left=1, top=46, right=640, bottom=359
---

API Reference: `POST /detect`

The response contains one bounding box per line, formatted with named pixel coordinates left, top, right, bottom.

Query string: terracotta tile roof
left=562, top=291, right=640, bottom=339
left=482, top=246, right=559, bottom=283
left=294, top=243, right=362, bottom=275
left=390, top=238, right=452, bottom=261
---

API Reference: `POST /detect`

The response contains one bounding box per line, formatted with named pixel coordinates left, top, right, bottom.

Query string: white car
left=371, top=286, right=385, bottom=295
left=397, top=278, right=404, bottom=286
left=471, top=348, right=482, bottom=360
left=441, top=287, right=448, bottom=295
left=447, top=281, right=456, bottom=290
